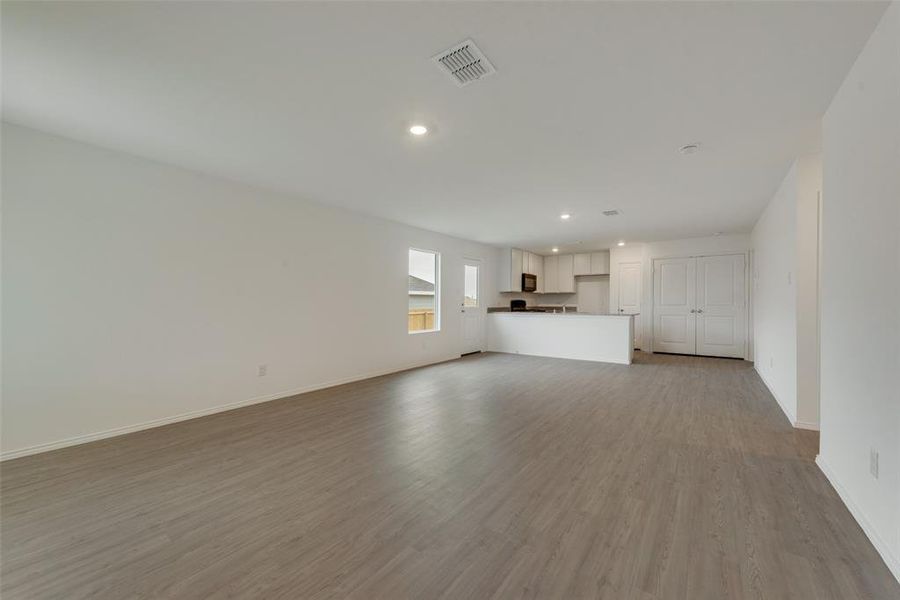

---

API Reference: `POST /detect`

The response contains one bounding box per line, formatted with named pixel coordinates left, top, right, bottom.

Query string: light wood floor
left=2, top=352, right=898, bottom=599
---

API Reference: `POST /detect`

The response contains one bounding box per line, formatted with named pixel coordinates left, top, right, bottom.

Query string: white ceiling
left=2, top=1, right=888, bottom=253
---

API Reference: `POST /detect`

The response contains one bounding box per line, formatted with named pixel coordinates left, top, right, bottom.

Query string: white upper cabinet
left=590, top=251, right=610, bottom=275
left=557, top=254, right=575, bottom=293
left=533, top=253, right=544, bottom=293
left=574, top=251, right=610, bottom=276
left=499, top=248, right=524, bottom=292
left=524, top=251, right=538, bottom=275
left=543, top=255, right=559, bottom=293
left=542, top=254, right=575, bottom=293
left=574, top=253, right=592, bottom=276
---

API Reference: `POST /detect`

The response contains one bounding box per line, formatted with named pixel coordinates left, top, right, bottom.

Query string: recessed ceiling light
left=679, top=143, right=701, bottom=155
left=560, top=213, right=571, bottom=220
left=617, top=241, right=626, bottom=246
left=552, top=247, right=559, bottom=253
left=409, top=125, right=428, bottom=136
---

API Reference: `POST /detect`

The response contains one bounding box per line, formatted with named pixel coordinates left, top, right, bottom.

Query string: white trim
left=816, top=454, right=900, bottom=583
left=755, top=364, right=797, bottom=425
left=793, top=420, right=820, bottom=431
left=0, top=355, right=460, bottom=461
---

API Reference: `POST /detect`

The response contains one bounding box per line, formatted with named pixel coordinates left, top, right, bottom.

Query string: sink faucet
left=562, top=304, right=567, bottom=313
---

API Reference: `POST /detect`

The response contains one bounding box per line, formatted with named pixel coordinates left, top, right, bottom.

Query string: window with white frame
left=408, top=248, right=440, bottom=333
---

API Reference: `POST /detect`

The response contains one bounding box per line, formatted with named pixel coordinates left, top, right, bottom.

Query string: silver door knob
left=690, top=309, right=696, bottom=313
left=697, top=309, right=704, bottom=314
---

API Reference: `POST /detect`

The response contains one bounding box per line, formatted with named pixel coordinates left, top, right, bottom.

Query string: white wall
left=750, top=154, right=822, bottom=429
left=609, top=234, right=752, bottom=353
left=795, top=154, right=823, bottom=427
left=752, top=163, right=799, bottom=423
left=817, top=0, right=900, bottom=581
left=1, top=123, right=502, bottom=458
left=575, top=276, right=610, bottom=314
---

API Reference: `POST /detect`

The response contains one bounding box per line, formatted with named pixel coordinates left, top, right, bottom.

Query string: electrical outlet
left=870, top=449, right=879, bottom=479
left=257, top=364, right=267, bottom=377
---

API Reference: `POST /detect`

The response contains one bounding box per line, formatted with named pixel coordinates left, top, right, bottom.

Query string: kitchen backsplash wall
left=499, top=292, right=577, bottom=305
left=498, top=275, right=610, bottom=313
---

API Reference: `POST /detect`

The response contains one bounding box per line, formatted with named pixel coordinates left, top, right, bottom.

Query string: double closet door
left=652, top=254, right=746, bottom=358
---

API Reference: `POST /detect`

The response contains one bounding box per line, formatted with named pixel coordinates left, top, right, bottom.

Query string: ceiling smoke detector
left=602, top=210, right=620, bottom=217
left=433, top=39, right=496, bottom=87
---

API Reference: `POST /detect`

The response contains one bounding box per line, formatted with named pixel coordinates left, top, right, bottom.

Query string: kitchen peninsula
left=486, top=312, right=635, bottom=365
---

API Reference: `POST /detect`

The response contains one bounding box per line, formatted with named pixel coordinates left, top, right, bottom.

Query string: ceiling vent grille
left=433, top=39, right=496, bottom=87
left=602, top=210, right=620, bottom=217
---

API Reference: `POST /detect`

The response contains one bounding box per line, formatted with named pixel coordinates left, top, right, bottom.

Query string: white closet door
left=617, top=262, right=642, bottom=349
left=696, top=254, right=746, bottom=358
left=652, top=257, right=696, bottom=354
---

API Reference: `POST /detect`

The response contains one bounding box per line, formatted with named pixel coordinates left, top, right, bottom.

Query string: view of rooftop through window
left=408, top=248, right=439, bottom=333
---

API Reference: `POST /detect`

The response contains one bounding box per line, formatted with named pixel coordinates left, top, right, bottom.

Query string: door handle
left=690, top=309, right=696, bottom=313
left=697, top=309, right=704, bottom=314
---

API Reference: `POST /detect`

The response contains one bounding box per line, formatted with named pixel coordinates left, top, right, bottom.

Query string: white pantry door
left=652, top=257, right=697, bottom=354
left=461, top=260, right=484, bottom=354
left=695, top=254, right=746, bottom=358
left=617, top=262, right=642, bottom=349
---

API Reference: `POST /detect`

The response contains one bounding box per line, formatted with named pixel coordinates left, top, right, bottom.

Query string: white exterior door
left=617, top=262, right=642, bottom=349
left=652, top=257, right=696, bottom=354
left=696, top=254, right=746, bottom=358
left=461, top=260, right=483, bottom=354
left=652, top=254, right=747, bottom=358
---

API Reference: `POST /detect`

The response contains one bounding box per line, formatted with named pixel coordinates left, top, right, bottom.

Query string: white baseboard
left=754, top=365, right=797, bottom=425
left=815, top=454, right=900, bottom=584
left=753, top=366, right=821, bottom=431
left=0, top=355, right=459, bottom=461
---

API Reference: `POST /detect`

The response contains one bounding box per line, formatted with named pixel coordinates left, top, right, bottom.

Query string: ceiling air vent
left=602, top=210, right=620, bottom=217
left=433, top=39, right=496, bottom=87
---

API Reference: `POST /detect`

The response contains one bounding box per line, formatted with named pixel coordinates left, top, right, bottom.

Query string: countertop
left=488, top=305, right=576, bottom=313
left=488, top=309, right=638, bottom=317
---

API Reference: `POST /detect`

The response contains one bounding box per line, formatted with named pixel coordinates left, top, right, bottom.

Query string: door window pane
left=464, top=264, right=478, bottom=307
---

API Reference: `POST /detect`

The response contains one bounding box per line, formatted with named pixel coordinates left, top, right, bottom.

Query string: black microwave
left=522, top=273, right=537, bottom=292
